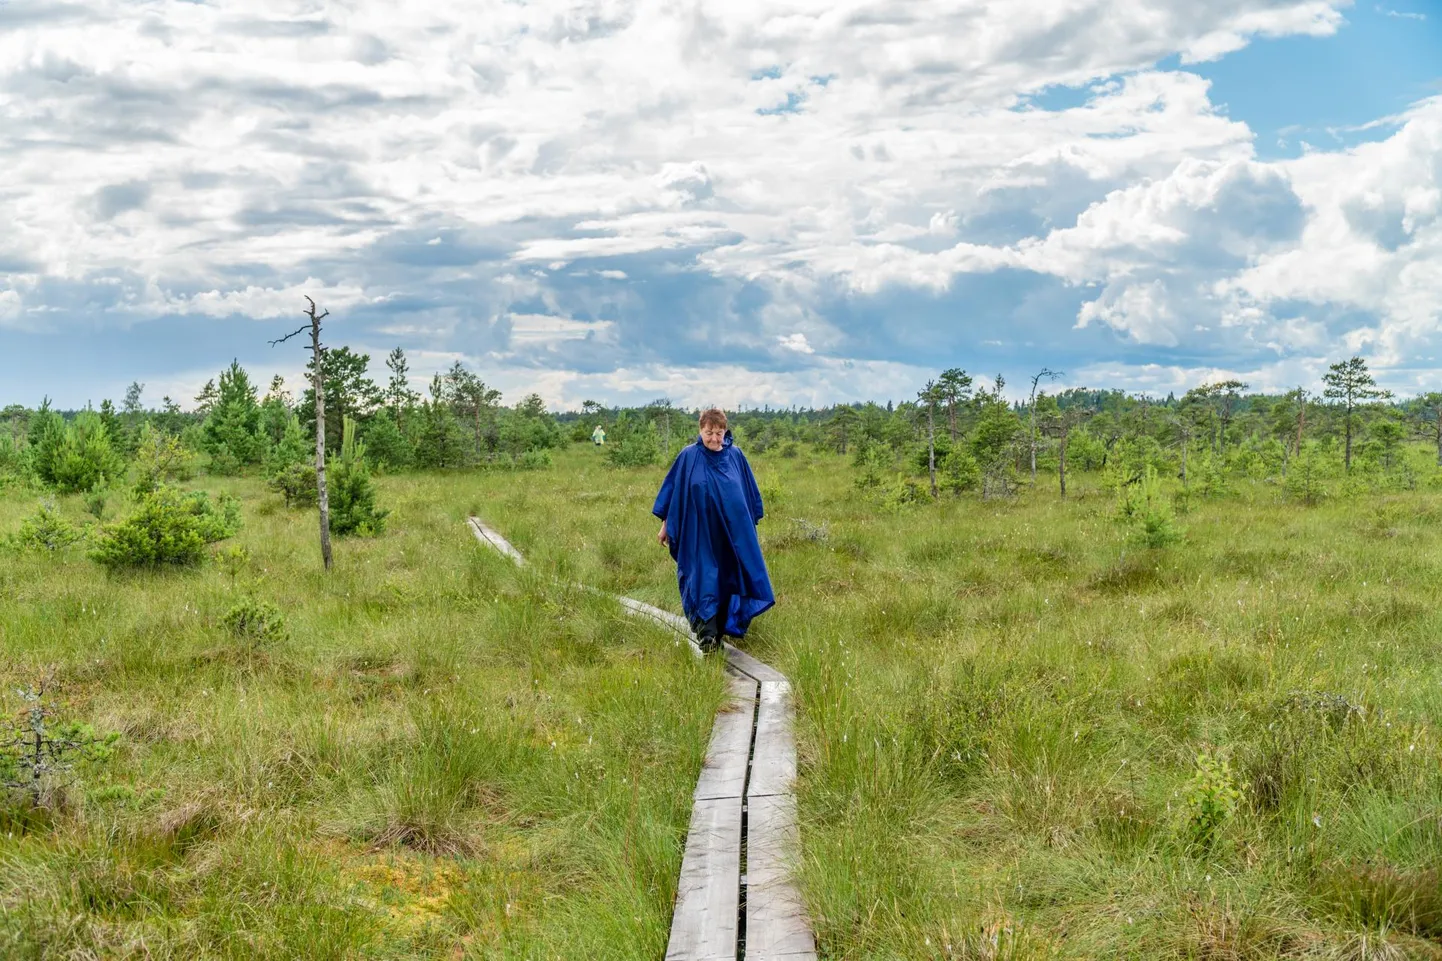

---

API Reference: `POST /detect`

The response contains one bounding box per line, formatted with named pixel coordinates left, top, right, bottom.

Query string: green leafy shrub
left=880, top=473, right=926, bottom=512
left=222, top=597, right=288, bottom=647
left=1184, top=752, right=1243, bottom=851
left=512, top=449, right=553, bottom=471
left=939, top=447, right=980, bottom=493
left=329, top=417, right=388, bottom=536
left=852, top=442, right=890, bottom=490
left=89, top=487, right=240, bottom=568
left=83, top=487, right=107, bottom=520
left=131, top=424, right=197, bottom=496
left=606, top=423, right=659, bottom=468
left=1285, top=440, right=1336, bottom=505
left=267, top=462, right=319, bottom=508
left=8, top=501, right=84, bottom=552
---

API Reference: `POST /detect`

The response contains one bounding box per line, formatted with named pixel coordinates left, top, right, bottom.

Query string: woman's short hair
left=699, top=407, right=728, bottom=431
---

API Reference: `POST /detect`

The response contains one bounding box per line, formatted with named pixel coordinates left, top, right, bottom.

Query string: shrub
left=880, top=473, right=926, bottom=512
left=8, top=501, right=84, bottom=552
left=852, top=443, right=890, bottom=490
left=329, top=417, right=388, bottom=536
left=206, top=444, right=242, bottom=477
left=360, top=410, right=412, bottom=472
left=83, top=487, right=107, bottom=520
left=222, top=598, right=288, bottom=647
left=267, top=462, right=318, bottom=508
left=1184, top=752, right=1243, bottom=852
left=512, top=449, right=552, bottom=471
left=0, top=432, right=28, bottom=480
left=606, top=423, right=659, bottom=468
left=1285, top=441, right=1335, bottom=505
left=1116, top=465, right=1182, bottom=548
left=89, top=487, right=240, bottom=568
left=37, top=411, right=123, bottom=494
left=131, top=425, right=197, bottom=496
left=939, top=448, right=980, bottom=494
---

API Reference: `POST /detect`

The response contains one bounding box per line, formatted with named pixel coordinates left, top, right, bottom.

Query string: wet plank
left=466, top=517, right=525, bottom=565
left=747, top=680, right=797, bottom=799
left=613, top=596, right=703, bottom=658
left=664, top=795, right=743, bottom=961
left=723, top=642, right=787, bottom=684
left=745, top=794, right=817, bottom=961
left=693, top=675, right=757, bottom=802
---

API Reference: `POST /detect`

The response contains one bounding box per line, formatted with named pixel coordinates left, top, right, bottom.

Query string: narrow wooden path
left=467, top=517, right=817, bottom=961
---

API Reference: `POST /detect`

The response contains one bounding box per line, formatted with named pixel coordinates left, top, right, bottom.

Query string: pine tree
left=202, top=360, right=264, bottom=470
left=385, top=347, right=420, bottom=435
left=328, top=417, right=388, bottom=535
left=1322, top=356, right=1389, bottom=472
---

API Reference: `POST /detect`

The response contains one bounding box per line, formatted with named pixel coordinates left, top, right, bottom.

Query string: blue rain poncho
left=652, top=431, right=775, bottom=637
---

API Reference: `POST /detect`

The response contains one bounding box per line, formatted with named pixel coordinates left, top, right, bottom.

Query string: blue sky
left=1, top=0, right=1439, bottom=411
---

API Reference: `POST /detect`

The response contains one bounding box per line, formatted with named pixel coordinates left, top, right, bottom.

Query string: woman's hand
left=657, top=522, right=670, bottom=547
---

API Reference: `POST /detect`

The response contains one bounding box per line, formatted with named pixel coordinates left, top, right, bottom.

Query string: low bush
left=222, top=597, right=288, bottom=647
left=7, top=501, right=84, bottom=552
left=89, top=487, right=241, bottom=568
left=267, top=462, right=318, bottom=509
left=329, top=418, right=388, bottom=536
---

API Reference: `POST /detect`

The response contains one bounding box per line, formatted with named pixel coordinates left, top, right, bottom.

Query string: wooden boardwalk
left=468, top=518, right=817, bottom=961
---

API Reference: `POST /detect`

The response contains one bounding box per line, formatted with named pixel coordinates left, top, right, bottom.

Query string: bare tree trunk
left=1058, top=428, right=1068, bottom=498
left=927, top=403, right=937, bottom=498
left=1029, top=410, right=1037, bottom=484
left=309, top=311, right=333, bottom=571
left=1181, top=428, right=1189, bottom=487
left=1344, top=403, right=1354, bottom=472
left=1435, top=414, right=1441, bottom=467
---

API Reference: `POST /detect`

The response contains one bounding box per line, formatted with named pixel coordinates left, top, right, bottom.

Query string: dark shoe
left=697, top=635, right=722, bottom=654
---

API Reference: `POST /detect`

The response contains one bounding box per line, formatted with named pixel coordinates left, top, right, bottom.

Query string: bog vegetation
left=2, top=347, right=1442, bottom=958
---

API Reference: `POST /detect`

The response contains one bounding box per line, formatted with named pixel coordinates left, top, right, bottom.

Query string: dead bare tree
left=918, top=380, right=942, bottom=498
left=1027, top=368, right=1061, bottom=484
left=1044, top=404, right=1090, bottom=498
left=271, top=296, right=333, bottom=571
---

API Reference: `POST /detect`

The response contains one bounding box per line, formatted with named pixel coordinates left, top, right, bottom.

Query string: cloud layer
left=1, top=0, right=1438, bottom=408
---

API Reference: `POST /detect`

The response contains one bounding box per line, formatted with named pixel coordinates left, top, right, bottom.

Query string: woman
left=652, top=408, right=774, bottom=652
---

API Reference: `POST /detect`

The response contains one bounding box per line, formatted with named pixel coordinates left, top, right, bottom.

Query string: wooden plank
left=723, top=642, right=788, bottom=684
left=745, top=794, right=817, bottom=961
left=614, top=596, right=704, bottom=659
left=665, top=795, right=742, bottom=961
left=616, top=595, right=692, bottom=635
left=747, top=680, right=797, bottom=799
left=693, top=676, right=756, bottom=802
left=466, top=517, right=525, bottom=566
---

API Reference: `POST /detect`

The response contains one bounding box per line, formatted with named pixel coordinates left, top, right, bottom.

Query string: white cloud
left=157, top=279, right=370, bottom=319
left=504, top=312, right=615, bottom=346
left=778, top=332, right=814, bottom=353
left=482, top=356, right=936, bottom=411
left=13, top=0, right=1439, bottom=407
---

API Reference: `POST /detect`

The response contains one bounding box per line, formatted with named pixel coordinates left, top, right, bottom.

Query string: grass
left=4, top=445, right=1442, bottom=958
left=0, top=472, right=723, bottom=959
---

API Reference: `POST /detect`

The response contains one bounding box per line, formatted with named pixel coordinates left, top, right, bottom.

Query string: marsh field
left=2, top=444, right=1441, bottom=960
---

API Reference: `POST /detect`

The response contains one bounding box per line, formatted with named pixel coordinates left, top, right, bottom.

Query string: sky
left=1, top=0, right=1440, bottom=411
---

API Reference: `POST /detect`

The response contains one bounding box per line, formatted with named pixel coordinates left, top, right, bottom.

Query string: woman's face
left=700, top=423, right=726, bottom=451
